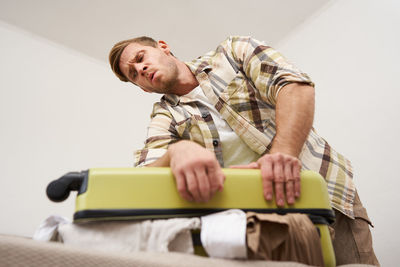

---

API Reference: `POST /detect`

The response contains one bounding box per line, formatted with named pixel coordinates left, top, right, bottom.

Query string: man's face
left=119, top=41, right=179, bottom=94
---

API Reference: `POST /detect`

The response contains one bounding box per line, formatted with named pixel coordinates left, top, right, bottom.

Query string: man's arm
left=270, top=83, right=315, bottom=157
left=228, top=37, right=315, bottom=207
left=261, top=82, right=314, bottom=206
left=231, top=82, right=314, bottom=206
left=147, top=140, right=225, bottom=202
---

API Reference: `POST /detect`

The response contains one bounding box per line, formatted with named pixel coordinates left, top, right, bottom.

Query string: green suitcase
left=47, top=167, right=336, bottom=266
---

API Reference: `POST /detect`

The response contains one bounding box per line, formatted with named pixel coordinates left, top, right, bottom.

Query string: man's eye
left=138, top=54, right=144, bottom=62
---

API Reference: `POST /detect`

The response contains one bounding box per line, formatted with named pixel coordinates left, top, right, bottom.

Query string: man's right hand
left=149, top=140, right=225, bottom=202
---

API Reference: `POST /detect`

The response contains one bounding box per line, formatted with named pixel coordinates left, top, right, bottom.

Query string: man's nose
left=138, top=64, right=148, bottom=76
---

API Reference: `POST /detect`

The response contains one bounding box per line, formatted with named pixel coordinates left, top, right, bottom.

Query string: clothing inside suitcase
left=47, top=167, right=336, bottom=267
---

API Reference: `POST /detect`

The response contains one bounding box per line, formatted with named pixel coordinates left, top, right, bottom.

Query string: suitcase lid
left=67, top=168, right=335, bottom=223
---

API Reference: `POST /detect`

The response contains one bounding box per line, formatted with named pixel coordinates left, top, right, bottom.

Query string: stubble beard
left=154, top=60, right=179, bottom=95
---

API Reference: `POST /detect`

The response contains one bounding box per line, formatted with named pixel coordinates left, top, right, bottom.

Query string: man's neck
left=171, top=59, right=199, bottom=96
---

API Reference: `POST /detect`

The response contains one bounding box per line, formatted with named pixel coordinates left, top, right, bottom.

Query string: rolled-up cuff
left=134, top=148, right=168, bottom=167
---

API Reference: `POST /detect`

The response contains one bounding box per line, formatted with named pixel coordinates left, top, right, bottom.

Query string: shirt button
left=213, top=140, right=219, bottom=147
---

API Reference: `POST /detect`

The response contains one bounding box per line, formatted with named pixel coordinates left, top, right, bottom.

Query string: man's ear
left=158, top=40, right=171, bottom=55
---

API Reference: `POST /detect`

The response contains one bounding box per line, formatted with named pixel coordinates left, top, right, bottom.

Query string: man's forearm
left=145, top=141, right=198, bottom=167
left=270, top=83, right=315, bottom=157
left=146, top=149, right=171, bottom=167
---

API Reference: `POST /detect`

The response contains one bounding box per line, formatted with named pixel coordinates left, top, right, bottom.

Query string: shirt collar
left=185, top=59, right=213, bottom=76
left=161, top=59, right=212, bottom=106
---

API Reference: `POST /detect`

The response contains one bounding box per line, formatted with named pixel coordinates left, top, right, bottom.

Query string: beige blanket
left=0, top=235, right=375, bottom=267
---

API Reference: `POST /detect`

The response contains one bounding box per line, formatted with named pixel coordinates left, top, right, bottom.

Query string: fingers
left=292, top=159, right=301, bottom=198
left=284, top=158, right=295, bottom=205
left=272, top=154, right=286, bottom=207
left=206, top=161, right=224, bottom=193
left=194, top=167, right=211, bottom=202
left=177, top=168, right=209, bottom=203
left=258, top=153, right=302, bottom=207
left=175, top=162, right=225, bottom=202
left=169, top=141, right=224, bottom=202
left=175, top=170, right=194, bottom=202
left=259, top=157, right=274, bottom=201
left=181, top=162, right=223, bottom=202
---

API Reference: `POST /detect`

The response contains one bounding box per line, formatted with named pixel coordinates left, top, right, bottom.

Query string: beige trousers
left=331, top=191, right=380, bottom=266
left=246, top=213, right=324, bottom=266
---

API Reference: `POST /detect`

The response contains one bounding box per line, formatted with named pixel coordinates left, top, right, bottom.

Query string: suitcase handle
left=46, top=172, right=85, bottom=202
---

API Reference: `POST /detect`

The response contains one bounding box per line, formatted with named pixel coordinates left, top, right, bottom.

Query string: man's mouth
left=150, top=72, right=155, bottom=82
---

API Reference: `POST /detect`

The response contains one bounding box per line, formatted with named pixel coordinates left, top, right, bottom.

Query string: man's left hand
left=230, top=152, right=301, bottom=207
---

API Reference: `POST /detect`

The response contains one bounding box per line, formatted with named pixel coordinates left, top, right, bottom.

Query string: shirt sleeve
left=133, top=102, right=179, bottom=167
left=228, top=36, right=314, bottom=106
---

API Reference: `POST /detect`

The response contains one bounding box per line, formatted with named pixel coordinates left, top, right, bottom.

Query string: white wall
left=276, top=0, right=400, bottom=265
left=0, top=21, right=159, bottom=236
left=1, top=0, right=398, bottom=265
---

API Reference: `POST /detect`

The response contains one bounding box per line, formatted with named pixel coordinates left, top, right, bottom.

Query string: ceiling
left=0, top=0, right=331, bottom=62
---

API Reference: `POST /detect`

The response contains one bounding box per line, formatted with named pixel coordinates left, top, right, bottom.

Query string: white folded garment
left=33, top=215, right=201, bottom=254
left=200, top=209, right=247, bottom=259
left=33, top=215, right=71, bottom=241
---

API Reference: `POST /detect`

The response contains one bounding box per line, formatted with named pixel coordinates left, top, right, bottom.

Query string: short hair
left=109, top=36, right=158, bottom=82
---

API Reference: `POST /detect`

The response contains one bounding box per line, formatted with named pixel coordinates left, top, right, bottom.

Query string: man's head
left=109, top=36, right=179, bottom=94
left=109, top=36, right=157, bottom=82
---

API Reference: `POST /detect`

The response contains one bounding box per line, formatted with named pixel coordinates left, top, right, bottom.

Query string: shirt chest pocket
left=219, top=73, right=275, bottom=134
left=219, top=71, right=248, bottom=103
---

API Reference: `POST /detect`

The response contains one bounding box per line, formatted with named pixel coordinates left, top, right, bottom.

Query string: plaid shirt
left=134, top=36, right=356, bottom=218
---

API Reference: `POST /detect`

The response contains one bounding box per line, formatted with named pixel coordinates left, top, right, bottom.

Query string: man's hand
left=169, top=141, right=225, bottom=202
left=231, top=152, right=301, bottom=207
left=148, top=140, right=225, bottom=202
left=258, top=153, right=301, bottom=206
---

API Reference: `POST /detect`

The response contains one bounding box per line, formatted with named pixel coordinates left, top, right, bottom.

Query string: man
left=109, top=36, right=378, bottom=265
